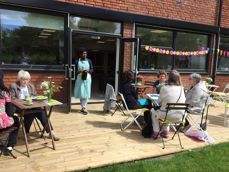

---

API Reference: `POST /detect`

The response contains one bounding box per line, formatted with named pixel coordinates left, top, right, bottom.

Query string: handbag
left=81, top=70, right=88, bottom=80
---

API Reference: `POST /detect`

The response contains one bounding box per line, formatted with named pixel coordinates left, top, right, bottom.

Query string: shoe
left=49, top=134, right=60, bottom=141
left=182, top=124, right=191, bottom=133
left=160, top=130, right=169, bottom=138
left=3, top=147, right=12, bottom=156
left=152, top=131, right=160, bottom=139
left=49, top=133, right=60, bottom=141
left=53, top=135, right=60, bottom=141
left=80, top=108, right=88, bottom=115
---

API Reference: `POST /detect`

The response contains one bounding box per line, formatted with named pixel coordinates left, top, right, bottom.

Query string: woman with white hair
left=186, top=73, right=209, bottom=113
left=9, top=70, right=59, bottom=141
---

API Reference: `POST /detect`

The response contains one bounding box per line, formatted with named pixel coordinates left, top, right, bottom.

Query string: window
left=137, top=27, right=173, bottom=70
left=175, top=32, right=208, bottom=70
left=0, top=9, right=64, bottom=66
left=70, top=16, right=121, bottom=35
left=218, top=36, right=229, bottom=72
left=136, top=26, right=209, bottom=71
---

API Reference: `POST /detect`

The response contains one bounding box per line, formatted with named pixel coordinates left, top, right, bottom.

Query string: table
left=134, top=84, right=152, bottom=98
left=146, top=94, right=160, bottom=106
left=206, top=84, right=219, bottom=92
left=12, top=99, right=62, bottom=157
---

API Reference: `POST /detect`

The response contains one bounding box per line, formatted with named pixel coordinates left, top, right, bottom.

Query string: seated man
left=186, top=73, right=209, bottom=114
left=152, top=70, right=167, bottom=94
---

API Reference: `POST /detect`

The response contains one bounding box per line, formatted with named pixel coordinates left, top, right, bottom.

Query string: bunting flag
left=144, top=46, right=209, bottom=56
left=144, top=46, right=229, bottom=58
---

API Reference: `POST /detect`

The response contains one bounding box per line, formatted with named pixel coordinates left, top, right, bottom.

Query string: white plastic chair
left=119, top=93, right=146, bottom=131
left=212, top=84, right=229, bottom=103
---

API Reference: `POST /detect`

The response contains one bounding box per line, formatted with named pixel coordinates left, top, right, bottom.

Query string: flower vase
left=47, top=93, right=52, bottom=102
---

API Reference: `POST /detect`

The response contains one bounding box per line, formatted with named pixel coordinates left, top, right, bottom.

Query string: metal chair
left=119, top=93, right=147, bottom=131
left=187, top=96, right=212, bottom=131
left=158, top=103, right=189, bottom=149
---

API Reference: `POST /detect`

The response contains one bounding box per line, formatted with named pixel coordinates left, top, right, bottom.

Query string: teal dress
left=74, top=59, right=92, bottom=99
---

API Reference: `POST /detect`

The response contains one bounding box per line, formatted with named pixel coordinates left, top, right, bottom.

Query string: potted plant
left=136, top=75, right=143, bottom=85
left=40, top=77, right=62, bottom=102
left=205, top=77, right=213, bottom=86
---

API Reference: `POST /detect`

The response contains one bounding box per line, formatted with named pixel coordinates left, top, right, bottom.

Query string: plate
left=34, top=96, right=48, bottom=100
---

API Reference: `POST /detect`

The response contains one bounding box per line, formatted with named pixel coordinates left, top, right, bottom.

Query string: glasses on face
left=21, top=78, right=29, bottom=81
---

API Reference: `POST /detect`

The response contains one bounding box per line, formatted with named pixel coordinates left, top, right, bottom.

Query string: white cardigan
left=159, top=85, right=186, bottom=111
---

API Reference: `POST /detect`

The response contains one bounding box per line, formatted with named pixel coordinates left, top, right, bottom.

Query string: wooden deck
left=1, top=102, right=229, bottom=172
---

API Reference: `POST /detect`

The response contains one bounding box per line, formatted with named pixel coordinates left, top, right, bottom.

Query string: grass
left=79, top=142, right=229, bottom=172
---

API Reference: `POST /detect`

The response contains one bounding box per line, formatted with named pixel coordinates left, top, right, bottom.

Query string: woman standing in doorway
left=74, top=48, right=93, bottom=115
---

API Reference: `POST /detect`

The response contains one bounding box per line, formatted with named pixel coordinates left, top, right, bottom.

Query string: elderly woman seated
left=9, top=70, right=60, bottom=141
left=186, top=73, right=209, bottom=114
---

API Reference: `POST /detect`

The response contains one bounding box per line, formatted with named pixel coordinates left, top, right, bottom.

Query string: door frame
left=66, top=28, right=122, bottom=112
left=119, top=38, right=140, bottom=82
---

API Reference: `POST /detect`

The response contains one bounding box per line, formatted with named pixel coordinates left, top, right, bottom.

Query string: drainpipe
left=212, top=0, right=223, bottom=83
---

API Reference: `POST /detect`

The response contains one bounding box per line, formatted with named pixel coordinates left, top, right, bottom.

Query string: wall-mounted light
left=176, top=0, right=183, bottom=5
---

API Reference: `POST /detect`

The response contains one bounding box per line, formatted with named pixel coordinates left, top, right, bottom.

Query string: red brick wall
left=123, top=22, right=134, bottom=71
left=221, top=0, right=229, bottom=28
left=57, top=0, right=218, bottom=26
left=3, top=71, right=67, bottom=103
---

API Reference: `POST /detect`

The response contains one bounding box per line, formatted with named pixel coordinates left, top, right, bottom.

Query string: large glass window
left=70, top=16, right=121, bottom=35
left=175, top=32, right=208, bottom=70
left=218, top=36, right=229, bottom=72
left=136, top=26, right=209, bottom=71
left=137, top=27, right=173, bottom=70
left=0, top=9, right=64, bottom=66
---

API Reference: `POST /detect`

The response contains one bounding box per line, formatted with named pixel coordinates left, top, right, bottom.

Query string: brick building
left=0, top=0, right=228, bottom=111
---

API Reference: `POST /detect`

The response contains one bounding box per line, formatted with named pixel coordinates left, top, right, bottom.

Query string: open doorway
left=71, top=33, right=117, bottom=103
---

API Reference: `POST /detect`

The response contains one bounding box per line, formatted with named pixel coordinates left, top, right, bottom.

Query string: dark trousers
left=24, top=110, right=52, bottom=133
left=8, top=116, right=19, bottom=147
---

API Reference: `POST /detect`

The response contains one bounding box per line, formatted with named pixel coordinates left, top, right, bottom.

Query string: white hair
left=17, top=70, right=31, bottom=80
left=190, top=73, right=201, bottom=84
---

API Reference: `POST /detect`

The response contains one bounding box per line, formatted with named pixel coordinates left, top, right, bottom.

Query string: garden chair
left=0, top=126, right=17, bottom=159
left=157, top=103, right=189, bottom=149
left=103, top=84, right=126, bottom=116
left=211, top=84, right=229, bottom=103
left=119, top=93, right=147, bottom=131
left=186, top=96, right=212, bottom=131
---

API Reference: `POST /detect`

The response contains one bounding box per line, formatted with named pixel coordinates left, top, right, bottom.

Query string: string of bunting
left=145, top=46, right=229, bottom=57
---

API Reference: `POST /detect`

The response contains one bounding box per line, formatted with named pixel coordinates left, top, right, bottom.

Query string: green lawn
left=80, top=142, right=229, bottom=172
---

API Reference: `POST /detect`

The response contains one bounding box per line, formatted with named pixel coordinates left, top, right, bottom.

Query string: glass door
left=120, top=38, right=140, bottom=82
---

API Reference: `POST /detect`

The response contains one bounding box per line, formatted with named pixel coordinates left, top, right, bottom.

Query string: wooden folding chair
left=119, top=93, right=147, bottom=131
left=158, top=103, right=189, bottom=149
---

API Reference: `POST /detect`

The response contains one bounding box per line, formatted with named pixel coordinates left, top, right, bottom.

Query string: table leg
left=41, top=106, right=53, bottom=137
left=44, top=107, right=55, bottom=150
left=21, top=110, right=30, bottom=157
